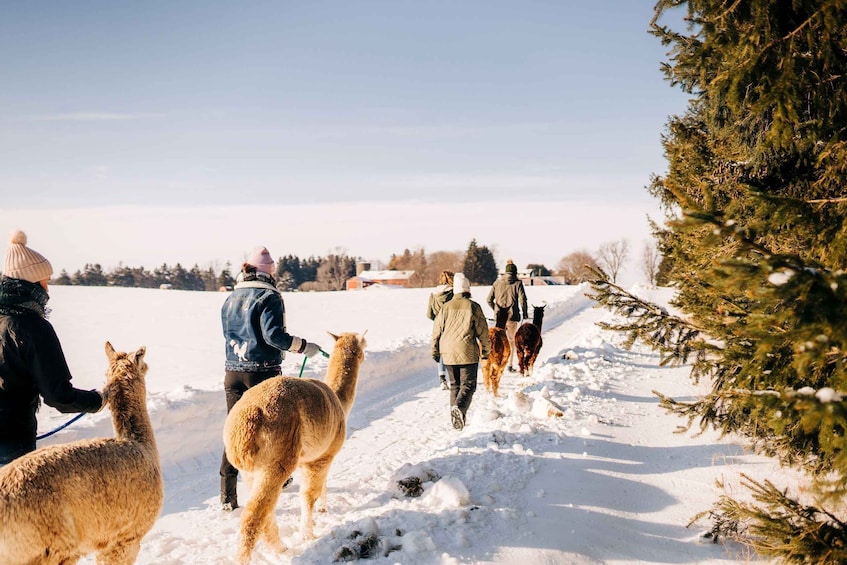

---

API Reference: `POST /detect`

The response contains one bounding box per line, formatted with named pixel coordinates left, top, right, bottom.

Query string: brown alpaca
left=482, top=306, right=511, bottom=397
left=516, top=304, right=546, bottom=376
left=224, top=331, right=367, bottom=564
left=0, top=342, right=163, bottom=565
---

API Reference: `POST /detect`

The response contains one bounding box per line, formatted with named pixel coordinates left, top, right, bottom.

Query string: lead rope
left=38, top=349, right=331, bottom=440
left=298, top=348, right=330, bottom=378
left=36, top=412, right=86, bottom=441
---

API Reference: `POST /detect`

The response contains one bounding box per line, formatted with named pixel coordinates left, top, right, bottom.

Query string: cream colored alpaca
left=224, top=331, right=367, bottom=564
left=0, top=342, right=163, bottom=565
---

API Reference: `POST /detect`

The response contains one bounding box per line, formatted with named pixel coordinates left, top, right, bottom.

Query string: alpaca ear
left=358, top=330, right=368, bottom=349
left=105, top=341, right=116, bottom=361
left=130, top=346, right=147, bottom=364
left=328, top=331, right=339, bottom=342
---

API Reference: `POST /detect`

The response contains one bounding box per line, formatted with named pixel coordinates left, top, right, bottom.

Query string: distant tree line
left=53, top=262, right=234, bottom=292
left=46, top=237, right=651, bottom=292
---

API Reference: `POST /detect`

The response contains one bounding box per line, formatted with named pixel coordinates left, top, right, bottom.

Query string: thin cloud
left=22, top=112, right=166, bottom=122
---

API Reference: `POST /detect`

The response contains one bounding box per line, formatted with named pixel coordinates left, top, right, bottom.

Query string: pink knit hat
left=3, top=230, right=53, bottom=283
left=247, top=246, right=275, bottom=275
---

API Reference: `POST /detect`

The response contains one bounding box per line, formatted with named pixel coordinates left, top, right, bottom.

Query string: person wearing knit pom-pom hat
left=0, top=230, right=104, bottom=465
left=431, top=272, right=490, bottom=431
left=486, top=259, right=528, bottom=373
left=218, top=245, right=322, bottom=510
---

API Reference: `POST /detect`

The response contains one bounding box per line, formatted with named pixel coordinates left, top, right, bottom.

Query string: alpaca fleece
left=224, top=331, right=367, bottom=564
left=0, top=342, right=163, bottom=565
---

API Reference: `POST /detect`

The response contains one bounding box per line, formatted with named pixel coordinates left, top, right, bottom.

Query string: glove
left=95, top=388, right=109, bottom=412
left=432, top=354, right=440, bottom=363
left=302, top=342, right=321, bottom=358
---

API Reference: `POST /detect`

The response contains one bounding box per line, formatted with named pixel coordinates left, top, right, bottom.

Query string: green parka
left=431, top=293, right=491, bottom=365
left=426, top=284, right=453, bottom=320
left=486, top=273, right=528, bottom=322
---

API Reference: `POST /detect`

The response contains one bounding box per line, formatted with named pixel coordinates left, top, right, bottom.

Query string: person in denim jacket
left=218, top=245, right=320, bottom=510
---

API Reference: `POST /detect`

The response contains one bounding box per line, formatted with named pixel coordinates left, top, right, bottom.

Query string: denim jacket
left=221, top=274, right=306, bottom=372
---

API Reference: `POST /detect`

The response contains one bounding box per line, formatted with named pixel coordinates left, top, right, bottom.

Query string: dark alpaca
left=515, top=304, right=546, bottom=376
left=482, top=307, right=511, bottom=397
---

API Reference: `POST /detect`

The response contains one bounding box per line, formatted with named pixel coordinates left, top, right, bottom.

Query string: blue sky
left=1, top=1, right=689, bottom=209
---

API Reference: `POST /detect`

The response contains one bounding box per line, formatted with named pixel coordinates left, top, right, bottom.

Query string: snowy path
left=38, top=284, right=776, bottom=564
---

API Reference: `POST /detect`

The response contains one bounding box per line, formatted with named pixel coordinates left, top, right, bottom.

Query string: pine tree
left=217, top=262, right=234, bottom=289
left=54, top=269, right=72, bottom=285
left=110, top=263, right=136, bottom=287
left=462, top=239, right=498, bottom=285
left=589, top=1, right=847, bottom=560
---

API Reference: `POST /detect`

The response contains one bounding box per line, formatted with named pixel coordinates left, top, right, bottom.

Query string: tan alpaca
left=224, top=331, right=367, bottom=564
left=0, top=342, right=163, bottom=565
left=482, top=306, right=511, bottom=397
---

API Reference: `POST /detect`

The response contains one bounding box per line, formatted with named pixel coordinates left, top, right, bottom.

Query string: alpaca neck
left=532, top=312, right=544, bottom=330
left=110, top=383, right=157, bottom=449
left=327, top=364, right=360, bottom=415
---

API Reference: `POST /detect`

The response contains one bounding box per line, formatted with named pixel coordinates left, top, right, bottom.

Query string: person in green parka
left=431, top=272, right=490, bottom=431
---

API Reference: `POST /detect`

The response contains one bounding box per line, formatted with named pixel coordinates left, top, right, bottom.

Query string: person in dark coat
left=486, top=259, right=528, bottom=372
left=219, top=245, right=321, bottom=510
left=432, top=273, right=490, bottom=431
left=426, top=270, right=453, bottom=390
left=0, top=230, right=104, bottom=465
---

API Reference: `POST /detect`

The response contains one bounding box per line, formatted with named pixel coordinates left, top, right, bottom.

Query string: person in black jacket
left=0, top=230, right=104, bottom=465
left=486, top=260, right=529, bottom=373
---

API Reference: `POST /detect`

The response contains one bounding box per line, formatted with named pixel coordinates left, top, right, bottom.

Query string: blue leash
left=36, top=412, right=87, bottom=441
left=37, top=349, right=331, bottom=439
left=298, top=348, right=330, bottom=377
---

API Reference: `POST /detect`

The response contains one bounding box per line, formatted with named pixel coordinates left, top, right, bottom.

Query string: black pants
left=220, top=368, right=278, bottom=478
left=446, top=363, right=479, bottom=418
left=0, top=439, right=35, bottom=466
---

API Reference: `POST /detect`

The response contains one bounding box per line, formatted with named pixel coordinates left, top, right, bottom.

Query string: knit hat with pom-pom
left=3, top=230, right=53, bottom=283
left=505, top=259, right=517, bottom=274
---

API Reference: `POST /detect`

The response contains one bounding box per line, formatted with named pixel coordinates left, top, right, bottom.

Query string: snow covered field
left=35, top=283, right=777, bottom=564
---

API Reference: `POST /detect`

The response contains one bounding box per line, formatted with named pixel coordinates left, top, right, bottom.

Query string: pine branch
left=586, top=268, right=705, bottom=366
left=704, top=474, right=847, bottom=563
left=807, top=197, right=847, bottom=204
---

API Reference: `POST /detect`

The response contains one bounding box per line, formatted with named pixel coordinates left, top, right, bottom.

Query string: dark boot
left=221, top=475, right=238, bottom=511
left=440, top=374, right=449, bottom=390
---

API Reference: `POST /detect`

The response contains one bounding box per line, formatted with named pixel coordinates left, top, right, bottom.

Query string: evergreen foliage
left=462, top=239, right=498, bottom=285
left=589, top=1, right=847, bottom=560
left=526, top=264, right=551, bottom=276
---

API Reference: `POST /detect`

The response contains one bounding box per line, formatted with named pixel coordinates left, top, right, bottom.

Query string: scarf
left=0, top=276, right=50, bottom=317
left=234, top=270, right=279, bottom=294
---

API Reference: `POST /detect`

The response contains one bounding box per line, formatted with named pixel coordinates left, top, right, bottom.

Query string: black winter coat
left=0, top=277, right=102, bottom=449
